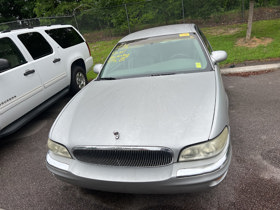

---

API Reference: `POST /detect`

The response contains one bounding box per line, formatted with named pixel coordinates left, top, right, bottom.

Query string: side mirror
left=211, top=51, right=227, bottom=64
left=93, top=64, right=103, bottom=74
left=0, top=58, right=10, bottom=72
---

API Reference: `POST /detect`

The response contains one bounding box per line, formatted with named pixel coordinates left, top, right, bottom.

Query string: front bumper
left=46, top=142, right=232, bottom=194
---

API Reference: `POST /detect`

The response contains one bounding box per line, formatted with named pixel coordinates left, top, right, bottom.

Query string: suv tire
left=71, top=66, right=88, bottom=94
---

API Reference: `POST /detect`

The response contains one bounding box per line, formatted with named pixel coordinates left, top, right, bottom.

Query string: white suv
left=0, top=25, right=93, bottom=137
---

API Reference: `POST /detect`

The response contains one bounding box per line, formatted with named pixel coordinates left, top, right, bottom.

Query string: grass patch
left=87, top=18, right=280, bottom=79
left=205, top=19, right=280, bottom=66
left=87, top=38, right=120, bottom=80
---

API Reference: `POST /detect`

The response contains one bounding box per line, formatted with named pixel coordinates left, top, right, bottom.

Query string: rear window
left=45, top=27, right=84, bottom=49
left=18, top=32, right=53, bottom=60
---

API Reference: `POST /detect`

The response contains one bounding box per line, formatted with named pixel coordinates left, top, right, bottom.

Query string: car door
left=17, top=31, right=68, bottom=99
left=0, top=37, right=44, bottom=131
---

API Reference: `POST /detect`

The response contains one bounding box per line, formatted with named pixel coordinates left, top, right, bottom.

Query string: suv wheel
left=71, top=66, right=88, bottom=94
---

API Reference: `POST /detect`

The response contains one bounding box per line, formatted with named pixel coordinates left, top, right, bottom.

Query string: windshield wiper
left=100, top=77, right=117, bottom=80
left=150, top=73, right=175, bottom=77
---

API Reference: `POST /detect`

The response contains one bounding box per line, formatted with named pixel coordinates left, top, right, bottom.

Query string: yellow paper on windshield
left=196, top=62, right=202, bottom=68
left=179, top=33, right=190, bottom=37
left=119, top=53, right=130, bottom=62
left=108, top=48, right=130, bottom=63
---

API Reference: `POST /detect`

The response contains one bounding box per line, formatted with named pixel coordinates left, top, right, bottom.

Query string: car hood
left=50, top=72, right=216, bottom=150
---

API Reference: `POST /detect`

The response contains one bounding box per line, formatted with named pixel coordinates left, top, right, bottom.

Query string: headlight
left=47, top=139, right=72, bottom=158
left=179, top=127, right=229, bottom=162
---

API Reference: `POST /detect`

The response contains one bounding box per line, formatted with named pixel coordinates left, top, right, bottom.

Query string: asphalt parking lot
left=1, top=70, right=280, bottom=210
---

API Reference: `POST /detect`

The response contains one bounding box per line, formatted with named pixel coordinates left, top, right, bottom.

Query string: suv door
left=0, top=37, right=44, bottom=132
left=17, top=32, right=67, bottom=99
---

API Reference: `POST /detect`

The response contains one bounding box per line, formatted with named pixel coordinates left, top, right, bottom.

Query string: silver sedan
left=46, top=24, right=231, bottom=194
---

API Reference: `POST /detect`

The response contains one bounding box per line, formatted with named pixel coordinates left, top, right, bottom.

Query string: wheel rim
left=76, top=72, right=86, bottom=89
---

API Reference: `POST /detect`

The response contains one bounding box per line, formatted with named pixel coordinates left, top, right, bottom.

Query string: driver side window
left=0, top=37, right=26, bottom=72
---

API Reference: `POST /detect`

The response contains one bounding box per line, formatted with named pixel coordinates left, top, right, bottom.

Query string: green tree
left=0, top=0, right=36, bottom=21
left=185, top=0, right=223, bottom=20
left=34, top=0, right=83, bottom=17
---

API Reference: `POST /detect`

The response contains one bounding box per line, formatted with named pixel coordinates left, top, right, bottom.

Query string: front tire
left=70, top=66, right=88, bottom=94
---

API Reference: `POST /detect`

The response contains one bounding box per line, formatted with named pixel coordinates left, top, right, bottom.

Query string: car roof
left=119, top=24, right=197, bottom=43
left=0, top=24, right=73, bottom=36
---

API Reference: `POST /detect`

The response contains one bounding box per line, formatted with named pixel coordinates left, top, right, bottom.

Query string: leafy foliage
left=33, top=0, right=82, bottom=17
left=0, top=0, right=36, bottom=21
left=1, top=0, right=280, bottom=33
left=1, top=0, right=280, bottom=22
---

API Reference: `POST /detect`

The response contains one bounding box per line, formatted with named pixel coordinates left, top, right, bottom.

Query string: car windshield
left=100, top=33, right=211, bottom=79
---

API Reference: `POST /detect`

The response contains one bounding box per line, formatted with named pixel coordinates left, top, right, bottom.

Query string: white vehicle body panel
left=0, top=62, right=43, bottom=130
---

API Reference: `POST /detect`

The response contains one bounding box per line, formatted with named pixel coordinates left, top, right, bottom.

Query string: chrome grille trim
left=72, top=146, right=174, bottom=167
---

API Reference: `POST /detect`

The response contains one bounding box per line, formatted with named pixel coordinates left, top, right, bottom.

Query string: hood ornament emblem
left=113, top=131, right=120, bottom=140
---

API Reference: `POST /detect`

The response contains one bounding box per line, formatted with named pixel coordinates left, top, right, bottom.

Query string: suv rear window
left=18, top=32, right=53, bottom=60
left=45, top=27, right=84, bottom=49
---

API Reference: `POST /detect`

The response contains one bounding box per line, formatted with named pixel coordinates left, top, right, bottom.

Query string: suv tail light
left=86, top=42, right=91, bottom=56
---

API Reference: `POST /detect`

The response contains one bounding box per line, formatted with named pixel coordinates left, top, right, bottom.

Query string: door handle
left=53, top=58, right=61, bottom=63
left=24, top=69, right=35, bottom=76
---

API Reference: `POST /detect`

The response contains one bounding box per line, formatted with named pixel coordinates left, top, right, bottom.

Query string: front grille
left=72, top=147, right=173, bottom=167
